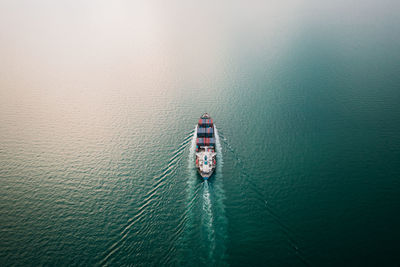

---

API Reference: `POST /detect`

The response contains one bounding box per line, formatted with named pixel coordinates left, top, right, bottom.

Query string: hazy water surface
left=1, top=0, right=400, bottom=266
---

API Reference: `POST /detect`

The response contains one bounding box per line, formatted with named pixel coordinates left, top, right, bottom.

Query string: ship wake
left=180, top=125, right=227, bottom=265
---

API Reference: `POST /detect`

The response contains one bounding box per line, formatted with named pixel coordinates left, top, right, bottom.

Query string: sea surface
left=1, top=0, right=400, bottom=266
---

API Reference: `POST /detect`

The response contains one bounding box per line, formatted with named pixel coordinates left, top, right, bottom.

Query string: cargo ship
left=195, top=113, right=216, bottom=179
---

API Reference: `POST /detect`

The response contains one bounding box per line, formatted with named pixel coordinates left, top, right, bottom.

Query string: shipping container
left=197, top=127, right=206, bottom=137
left=197, top=127, right=203, bottom=137
left=196, top=138, right=204, bottom=146
left=197, top=126, right=214, bottom=137
left=209, top=137, right=216, bottom=146
left=198, top=119, right=213, bottom=127
left=206, top=127, right=214, bottom=136
left=196, top=136, right=216, bottom=146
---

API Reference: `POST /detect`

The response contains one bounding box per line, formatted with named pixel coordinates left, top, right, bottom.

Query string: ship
left=195, top=113, right=216, bottom=179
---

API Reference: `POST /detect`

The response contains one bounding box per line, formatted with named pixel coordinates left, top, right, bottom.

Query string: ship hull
left=195, top=113, right=216, bottom=180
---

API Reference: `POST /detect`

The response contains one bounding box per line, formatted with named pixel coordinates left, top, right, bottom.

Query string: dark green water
left=1, top=0, right=400, bottom=266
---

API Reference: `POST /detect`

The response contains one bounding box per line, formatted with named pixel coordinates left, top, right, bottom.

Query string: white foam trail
left=211, top=126, right=228, bottom=264
left=187, top=125, right=197, bottom=181
left=183, top=126, right=198, bottom=239
left=202, top=180, right=216, bottom=262
left=186, top=125, right=198, bottom=213
left=214, top=126, right=224, bottom=169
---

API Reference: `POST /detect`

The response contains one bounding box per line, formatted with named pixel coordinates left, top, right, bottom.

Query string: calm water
left=1, top=0, right=400, bottom=266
